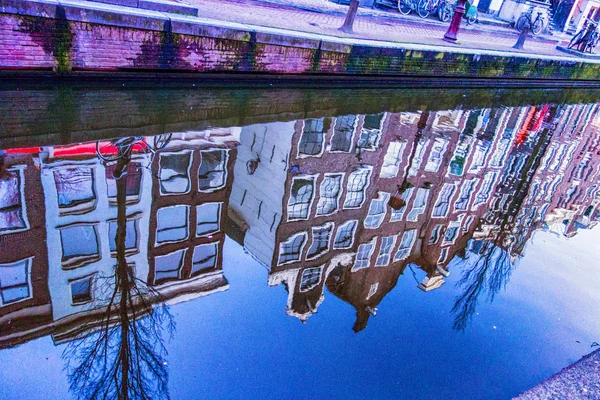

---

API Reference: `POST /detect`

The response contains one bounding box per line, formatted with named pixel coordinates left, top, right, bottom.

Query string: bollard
left=513, top=26, right=529, bottom=50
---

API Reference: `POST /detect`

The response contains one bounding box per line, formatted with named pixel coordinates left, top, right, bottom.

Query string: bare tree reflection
left=63, top=136, right=173, bottom=400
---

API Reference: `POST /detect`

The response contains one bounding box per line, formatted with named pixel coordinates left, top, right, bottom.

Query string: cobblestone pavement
left=185, top=0, right=571, bottom=57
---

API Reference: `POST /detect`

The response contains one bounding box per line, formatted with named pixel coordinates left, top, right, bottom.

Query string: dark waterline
left=0, top=86, right=599, bottom=399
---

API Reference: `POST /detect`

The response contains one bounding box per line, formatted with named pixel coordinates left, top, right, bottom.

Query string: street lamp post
left=443, top=0, right=467, bottom=43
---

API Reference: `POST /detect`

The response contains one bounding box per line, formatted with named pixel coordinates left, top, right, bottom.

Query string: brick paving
left=184, top=0, right=572, bottom=57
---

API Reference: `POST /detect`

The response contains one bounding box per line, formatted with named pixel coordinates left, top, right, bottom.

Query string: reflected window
left=330, top=115, right=356, bottom=152
left=443, top=221, right=461, bottom=244
left=473, top=172, right=497, bottom=208
left=357, top=114, right=384, bottom=151
left=367, top=282, right=379, bottom=300
left=300, top=266, right=323, bottom=292
left=156, top=205, right=189, bottom=244
left=353, top=238, right=376, bottom=271
left=424, top=138, right=448, bottom=172
left=467, top=142, right=490, bottom=173
left=316, top=174, right=342, bottom=216
left=60, top=224, right=100, bottom=268
left=433, top=183, right=456, bottom=218
left=197, top=202, right=222, bottom=237
left=192, top=242, right=218, bottom=275
left=333, top=220, right=357, bottom=249
left=390, top=187, right=414, bottom=222
left=299, top=119, right=326, bottom=156
left=408, top=139, right=427, bottom=176
left=154, top=249, right=186, bottom=285
left=449, top=142, right=470, bottom=176
left=307, top=223, right=333, bottom=259
left=406, top=188, right=429, bottom=222
left=278, top=232, right=307, bottom=265
left=54, top=167, right=96, bottom=213
left=344, top=167, right=371, bottom=209
left=106, top=162, right=142, bottom=203
left=0, top=170, right=27, bottom=233
left=429, top=224, right=443, bottom=244
left=70, top=275, right=93, bottom=305
left=287, top=177, right=315, bottom=220
left=376, top=235, right=396, bottom=267
left=108, top=219, right=138, bottom=253
left=454, top=179, right=478, bottom=211
left=365, top=192, right=390, bottom=229
left=394, top=230, right=416, bottom=261
left=198, top=149, right=227, bottom=192
left=438, top=247, right=449, bottom=264
left=159, top=152, right=192, bottom=195
left=0, top=259, right=32, bottom=305
left=380, top=141, right=405, bottom=178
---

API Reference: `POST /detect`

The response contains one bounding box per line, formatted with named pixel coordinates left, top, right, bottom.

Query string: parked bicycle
left=515, top=8, right=545, bottom=36
left=399, top=0, right=451, bottom=21
left=443, top=0, right=478, bottom=24
left=568, top=18, right=599, bottom=53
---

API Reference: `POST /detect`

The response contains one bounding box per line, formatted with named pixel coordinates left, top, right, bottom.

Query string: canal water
left=1, top=85, right=600, bottom=399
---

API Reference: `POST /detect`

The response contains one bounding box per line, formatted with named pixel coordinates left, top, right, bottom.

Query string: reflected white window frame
left=394, top=230, right=417, bottom=261
left=155, top=204, right=190, bottom=246
left=328, top=115, right=357, bottom=153
left=299, top=265, right=324, bottom=292
left=473, top=172, right=498, bottom=209
left=366, top=282, right=379, bottom=300
left=192, top=241, right=219, bottom=275
left=443, top=221, right=461, bottom=245
left=277, top=232, right=308, bottom=266
left=158, top=150, right=193, bottom=196
left=333, top=220, right=358, bottom=250
left=390, top=187, right=415, bottom=222
left=467, top=142, right=490, bottom=174
left=0, top=166, right=29, bottom=235
left=432, top=183, right=456, bottom=218
left=353, top=238, right=376, bottom=271
left=53, top=165, right=97, bottom=215
left=424, top=138, right=449, bottom=173
left=196, top=202, right=223, bottom=237
left=364, top=192, right=390, bottom=229
left=357, top=113, right=386, bottom=152
left=438, top=247, right=449, bottom=265
left=298, top=118, right=327, bottom=158
left=108, top=213, right=141, bottom=256
left=406, top=188, right=430, bottom=222
left=153, top=248, right=187, bottom=285
left=306, top=223, right=334, bottom=260
left=343, top=166, right=373, bottom=209
left=429, top=224, right=443, bottom=244
left=376, top=235, right=397, bottom=267
left=380, top=141, right=406, bottom=179
left=59, top=222, right=101, bottom=270
left=454, top=178, right=479, bottom=211
left=316, top=173, right=344, bottom=216
left=69, top=273, right=95, bottom=306
left=287, top=175, right=317, bottom=221
left=198, top=149, right=229, bottom=193
left=0, top=257, right=34, bottom=306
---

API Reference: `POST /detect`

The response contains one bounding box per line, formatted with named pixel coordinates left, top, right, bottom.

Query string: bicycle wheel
left=516, top=15, right=529, bottom=32
left=568, top=30, right=584, bottom=49
left=531, top=18, right=544, bottom=35
left=467, top=13, right=477, bottom=25
left=398, top=0, right=413, bottom=15
left=417, top=0, right=431, bottom=18
left=153, top=133, right=172, bottom=150
left=441, top=3, right=453, bottom=21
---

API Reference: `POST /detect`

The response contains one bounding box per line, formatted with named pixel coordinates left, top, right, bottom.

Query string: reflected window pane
left=154, top=249, right=185, bottom=284
left=196, top=203, right=221, bottom=237
left=70, top=276, right=93, bottom=304
left=192, top=242, right=218, bottom=274
left=60, top=225, right=100, bottom=264
left=278, top=233, right=306, bottom=265
left=53, top=167, right=95, bottom=210
left=287, top=177, right=314, bottom=220
left=0, top=259, right=31, bottom=305
left=0, top=172, right=27, bottom=233
left=108, top=219, right=138, bottom=252
left=307, top=224, right=333, bottom=259
left=299, top=119, right=325, bottom=156
left=333, top=220, right=357, bottom=249
left=159, top=153, right=191, bottom=194
left=156, top=205, right=189, bottom=244
left=198, top=150, right=227, bottom=192
left=106, top=162, right=142, bottom=200
left=316, top=174, right=342, bottom=216
left=300, top=266, right=323, bottom=292
left=330, top=115, right=356, bottom=152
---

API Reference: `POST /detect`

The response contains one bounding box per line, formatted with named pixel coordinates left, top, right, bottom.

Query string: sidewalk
left=181, top=0, right=571, bottom=57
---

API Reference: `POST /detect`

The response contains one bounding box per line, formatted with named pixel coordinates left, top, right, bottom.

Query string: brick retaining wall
left=2, top=0, right=600, bottom=80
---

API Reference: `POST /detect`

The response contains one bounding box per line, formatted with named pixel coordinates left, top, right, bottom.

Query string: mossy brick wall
left=1, top=7, right=600, bottom=79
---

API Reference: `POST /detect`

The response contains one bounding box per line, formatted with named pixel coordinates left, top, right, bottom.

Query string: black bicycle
left=568, top=18, right=599, bottom=53
left=516, top=8, right=545, bottom=36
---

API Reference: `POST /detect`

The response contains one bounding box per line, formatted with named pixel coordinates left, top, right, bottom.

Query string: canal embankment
left=2, top=0, right=600, bottom=82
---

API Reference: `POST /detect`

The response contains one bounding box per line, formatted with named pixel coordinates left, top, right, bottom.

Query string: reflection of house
left=0, top=149, right=52, bottom=344
left=0, top=129, right=239, bottom=349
